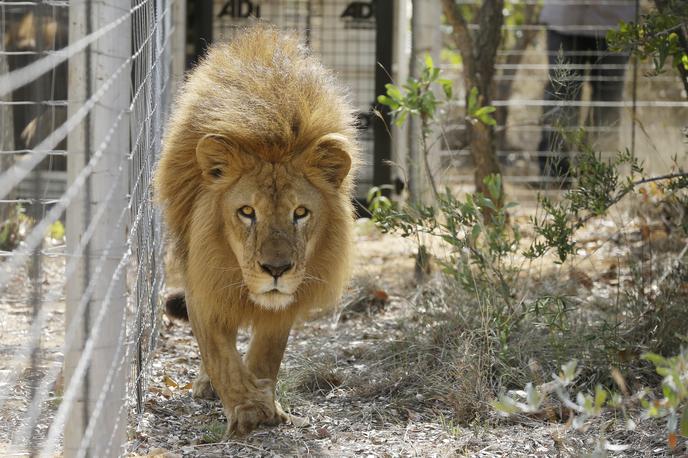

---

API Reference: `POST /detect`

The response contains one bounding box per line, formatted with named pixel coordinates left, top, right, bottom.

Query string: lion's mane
left=155, top=25, right=359, bottom=325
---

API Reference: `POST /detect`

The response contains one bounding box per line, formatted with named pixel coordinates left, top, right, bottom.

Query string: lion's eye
left=293, top=206, right=309, bottom=221
left=238, top=206, right=255, bottom=219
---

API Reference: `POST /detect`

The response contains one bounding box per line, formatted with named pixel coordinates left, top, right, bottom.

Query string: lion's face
left=195, top=133, right=351, bottom=311
left=221, top=162, right=325, bottom=309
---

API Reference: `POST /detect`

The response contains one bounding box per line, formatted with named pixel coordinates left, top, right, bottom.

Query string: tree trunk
left=470, top=120, right=501, bottom=199
left=442, top=0, right=504, bottom=208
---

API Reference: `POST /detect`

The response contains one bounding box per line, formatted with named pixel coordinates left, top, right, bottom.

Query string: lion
left=154, top=25, right=359, bottom=437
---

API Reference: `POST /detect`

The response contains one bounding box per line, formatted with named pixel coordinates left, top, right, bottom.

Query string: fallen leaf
left=611, top=367, right=628, bottom=395
left=149, top=385, right=173, bottom=398
left=650, top=229, right=668, bottom=242
left=600, top=263, right=618, bottom=281
left=372, top=290, right=389, bottom=302
left=570, top=268, right=593, bottom=290
left=289, top=414, right=311, bottom=428
left=163, top=374, right=178, bottom=388
left=640, top=224, right=650, bottom=241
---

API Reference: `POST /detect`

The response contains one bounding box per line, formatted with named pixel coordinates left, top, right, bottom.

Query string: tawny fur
left=156, top=26, right=358, bottom=323
left=154, top=25, right=359, bottom=436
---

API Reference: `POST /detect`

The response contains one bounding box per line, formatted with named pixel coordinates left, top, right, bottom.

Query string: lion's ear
left=196, top=134, right=248, bottom=182
left=305, top=133, right=353, bottom=188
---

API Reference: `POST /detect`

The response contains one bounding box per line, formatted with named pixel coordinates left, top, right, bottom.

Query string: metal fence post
left=409, top=0, right=440, bottom=204
left=64, top=0, right=131, bottom=455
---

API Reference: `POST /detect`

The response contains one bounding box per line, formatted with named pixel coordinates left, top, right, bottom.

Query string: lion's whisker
left=219, top=280, right=246, bottom=292
left=209, top=265, right=244, bottom=272
left=303, top=273, right=327, bottom=284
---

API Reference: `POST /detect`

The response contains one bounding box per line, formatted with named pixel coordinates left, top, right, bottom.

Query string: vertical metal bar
left=407, top=0, right=440, bottom=204
left=630, top=0, right=639, bottom=160
left=373, top=0, right=394, bottom=189
left=189, top=0, right=214, bottom=68
left=391, top=0, right=409, bottom=195
left=26, top=5, right=49, bottom=453
left=65, top=0, right=90, bottom=450
left=170, top=0, right=185, bottom=93
left=27, top=136, right=43, bottom=458
left=0, top=4, right=14, bottom=224
left=64, top=0, right=131, bottom=454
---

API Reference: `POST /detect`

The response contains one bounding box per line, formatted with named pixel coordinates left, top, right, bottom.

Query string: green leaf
left=478, top=114, right=497, bottom=126
left=526, top=383, right=543, bottom=410
left=49, top=220, right=65, bottom=240
left=424, top=53, right=434, bottom=70
left=440, top=48, right=462, bottom=65
left=377, top=95, right=396, bottom=108
left=471, top=224, right=481, bottom=241
left=642, top=352, right=668, bottom=368
left=484, top=174, right=502, bottom=201
left=480, top=197, right=496, bottom=211
left=385, top=84, right=402, bottom=100
left=594, top=385, right=607, bottom=410
left=366, top=186, right=380, bottom=204
left=468, top=87, right=479, bottom=113
left=394, top=110, right=409, bottom=126
left=680, top=408, right=688, bottom=436
left=492, top=396, right=519, bottom=415
left=375, top=196, right=392, bottom=209
left=561, top=360, right=578, bottom=383
left=473, top=106, right=497, bottom=116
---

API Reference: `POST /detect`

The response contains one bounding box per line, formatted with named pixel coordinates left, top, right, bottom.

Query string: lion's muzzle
left=259, top=261, right=293, bottom=279
left=247, top=229, right=303, bottom=310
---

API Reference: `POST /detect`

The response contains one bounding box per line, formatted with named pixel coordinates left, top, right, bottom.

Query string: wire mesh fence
left=0, top=0, right=176, bottom=454
left=424, top=0, right=688, bottom=199
left=211, top=0, right=386, bottom=195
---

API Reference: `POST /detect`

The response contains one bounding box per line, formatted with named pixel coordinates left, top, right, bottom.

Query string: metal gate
left=188, top=0, right=395, bottom=198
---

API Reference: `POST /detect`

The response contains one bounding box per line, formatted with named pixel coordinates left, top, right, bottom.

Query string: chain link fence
left=0, top=0, right=179, bottom=454
left=413, top=0, right=688, bottom=201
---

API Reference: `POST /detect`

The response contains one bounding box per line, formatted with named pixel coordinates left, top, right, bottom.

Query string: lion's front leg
left=190, top=317, right=284, bottom=437
left=244, top=317, right=295, bottom=424
left=245, top=318, right=293, bottom=382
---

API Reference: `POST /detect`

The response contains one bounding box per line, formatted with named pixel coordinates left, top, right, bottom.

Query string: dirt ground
left=0, top=244, right=65, bottom=454
left=126, top=218, right=675, bottom=458
left=0, top=215, right=680, bottom=457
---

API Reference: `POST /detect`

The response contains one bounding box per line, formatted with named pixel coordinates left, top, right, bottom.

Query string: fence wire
left=420, top=0, right=688, bottom=199
left=0, top=0, right=175, bottom=454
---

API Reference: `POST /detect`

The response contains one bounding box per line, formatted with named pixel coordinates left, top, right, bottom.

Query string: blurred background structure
left=0, top=0, right=686, bottom=455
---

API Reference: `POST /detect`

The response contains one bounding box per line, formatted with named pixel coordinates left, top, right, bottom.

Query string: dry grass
left=130, top=206, right=688, bottom=455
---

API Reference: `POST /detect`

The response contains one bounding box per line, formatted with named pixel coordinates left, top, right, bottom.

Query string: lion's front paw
left=223, top=379, right=288, bottom=437
left=191, top=371, right=217, bottom=400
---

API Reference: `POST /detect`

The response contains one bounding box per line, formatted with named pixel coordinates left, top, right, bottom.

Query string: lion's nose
left=260, top=262, right=293, bottom=279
